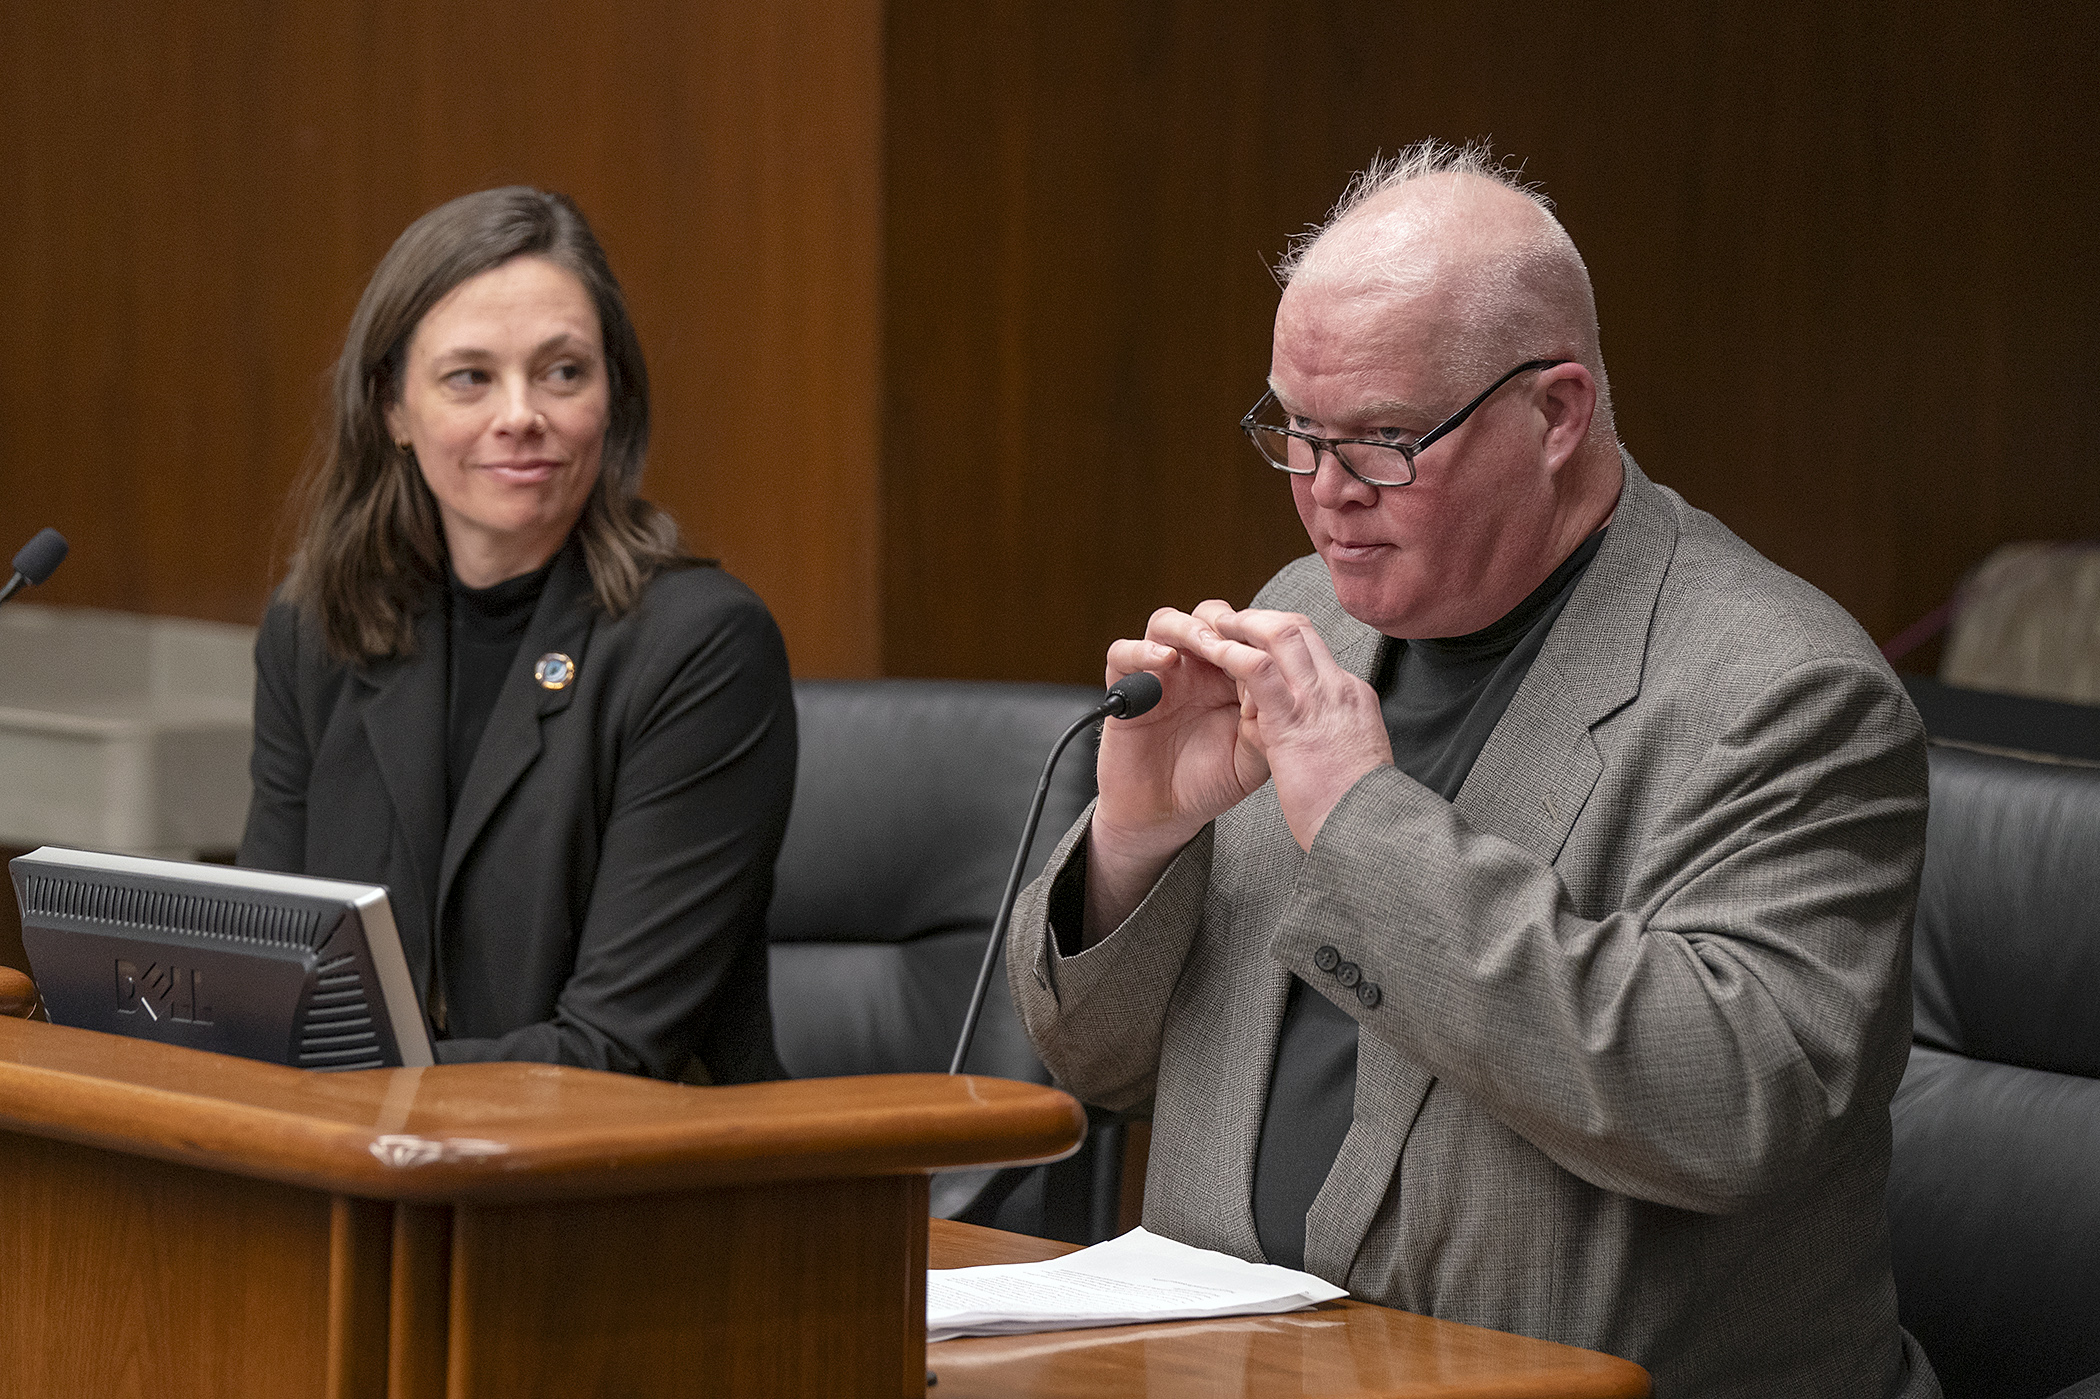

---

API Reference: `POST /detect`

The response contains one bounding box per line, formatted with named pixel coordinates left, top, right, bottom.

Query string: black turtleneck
left=446, top=558, right=556, bottom=816
left=1250, top=526, right=1608, bottom=1272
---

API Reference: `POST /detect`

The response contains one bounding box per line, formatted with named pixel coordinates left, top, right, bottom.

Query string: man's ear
left=1536, top=363, right=1597, bottom=474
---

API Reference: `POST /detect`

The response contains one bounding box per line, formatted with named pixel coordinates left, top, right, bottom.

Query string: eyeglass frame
left=1239, top=358, right=1573, bottom=488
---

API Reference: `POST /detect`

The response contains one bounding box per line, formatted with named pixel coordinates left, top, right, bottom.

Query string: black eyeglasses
left=1240, top=358, right=1571, bottom=488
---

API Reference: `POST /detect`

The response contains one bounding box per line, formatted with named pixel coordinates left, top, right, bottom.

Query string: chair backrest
left=766, top=678, right=1100, bottom=1084
left=1902, top=674, right=2100, bottom=765
left=1889, top=744, right=2100, bottom=1399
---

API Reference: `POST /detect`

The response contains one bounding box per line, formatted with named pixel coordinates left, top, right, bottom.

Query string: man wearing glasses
left=1009, top=143, right=1936, bottom=1398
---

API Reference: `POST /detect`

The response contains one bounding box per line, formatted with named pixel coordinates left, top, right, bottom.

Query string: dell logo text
left=115, top=959, right=213, bottom=1025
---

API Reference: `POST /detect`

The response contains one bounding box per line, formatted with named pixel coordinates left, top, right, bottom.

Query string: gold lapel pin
left=533, top=652, right=576, bottom=691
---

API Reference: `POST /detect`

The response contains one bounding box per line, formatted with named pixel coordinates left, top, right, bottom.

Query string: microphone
left=1100, top=669, right=1163, bottom=721
left=949, top=671, right=1165, bottom=1075
left=0, top=529, right=68, bottom=607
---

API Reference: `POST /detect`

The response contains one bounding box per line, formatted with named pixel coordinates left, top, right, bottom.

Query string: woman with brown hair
left=240, top=187, right=793, bottom=1083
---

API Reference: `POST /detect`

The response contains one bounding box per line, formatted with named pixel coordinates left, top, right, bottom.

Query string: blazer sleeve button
left=1336, top=961, right=1361, bottom=988
left=1356, top=981, right=1381, bottom=1009
left=1313, top=945, right=1341, bottom=973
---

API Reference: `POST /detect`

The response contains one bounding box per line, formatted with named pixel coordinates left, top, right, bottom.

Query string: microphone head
left=1104, top=670, right=1164, bottom=719
left=11, top=528, right=68, bottom=586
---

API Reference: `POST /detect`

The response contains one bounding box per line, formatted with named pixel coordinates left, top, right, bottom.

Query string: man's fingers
left=1117, top=602, right=1350, bottom=718
left=1207, top=609, right=1337, bottom=694
left=1144, top=605, right=1213, bottom=644
left=1106, top=618, right=1242, bottom=711
left=1106, top=636, right=1177, bottom=688
left=1254, top=615, right=1341, bottom=690
left=1212, top=607, right=1316, bottom=654
left=1147, top=606, right=1231, bottom=653
left=1190, top=630, right=1285, bottom=692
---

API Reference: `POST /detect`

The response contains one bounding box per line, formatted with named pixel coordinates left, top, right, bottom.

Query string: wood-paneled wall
left=880, top=0, right=2100, bottom=682
left=4, top=2, right=2094, bottom=683
left=0, top=0, right=881, bottom=676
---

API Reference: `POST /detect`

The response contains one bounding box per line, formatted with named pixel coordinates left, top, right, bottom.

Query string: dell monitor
left=9, top=847, right=433, bottom=1070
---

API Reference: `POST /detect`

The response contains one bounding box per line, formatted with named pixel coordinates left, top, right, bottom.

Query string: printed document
left=928, top=1227, right=1347, bottom=1342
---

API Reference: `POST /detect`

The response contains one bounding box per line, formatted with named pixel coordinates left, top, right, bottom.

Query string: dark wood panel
left=0, top=0, right=882, bottom=676
left=881, top=0, right=2100, bottom=681
left=5, top=1, right=2095, bottom=688
left=325, top=1196, right=393, bottom=1399
left=387, top=1202, right=451, bottom=1399
left=882, top=0, right=1318, bottom=682
left=447, top=1175, right=928, bottom=1398
left=0, top=847, right=27, bottom=975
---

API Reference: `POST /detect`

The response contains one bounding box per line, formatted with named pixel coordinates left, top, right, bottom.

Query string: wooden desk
left=927, top=1220, right=1651, bottom=1398
left=0, top=1016, right=1084, bottom=1399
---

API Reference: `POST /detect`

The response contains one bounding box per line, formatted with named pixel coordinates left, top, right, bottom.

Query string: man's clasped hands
left=1080, top=602, right=1397, bottom=943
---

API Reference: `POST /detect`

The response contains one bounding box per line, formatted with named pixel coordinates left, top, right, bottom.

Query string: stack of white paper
left=927, top=1227, right=1348, bottom=1342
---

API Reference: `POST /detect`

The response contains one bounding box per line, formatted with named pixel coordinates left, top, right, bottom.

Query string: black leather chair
left=1889, top=743, right=2100, bottom=1399
left=765, top=678, right=1126, bottom=1240
left=1902, top=674, right=2100, bottom=765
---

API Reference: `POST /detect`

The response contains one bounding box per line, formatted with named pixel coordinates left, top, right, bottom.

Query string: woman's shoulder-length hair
left=281, top=186, right=693, bottom=664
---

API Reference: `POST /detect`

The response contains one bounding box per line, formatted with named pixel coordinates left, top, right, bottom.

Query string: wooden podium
left=0, top=1015, right=1084, bottom=1399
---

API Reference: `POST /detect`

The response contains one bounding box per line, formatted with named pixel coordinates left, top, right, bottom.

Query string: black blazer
left=239, top=541, right=795, bottom=1083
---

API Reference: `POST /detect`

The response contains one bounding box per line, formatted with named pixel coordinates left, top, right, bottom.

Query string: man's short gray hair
left=1275, top=138, right=1549, bottom=287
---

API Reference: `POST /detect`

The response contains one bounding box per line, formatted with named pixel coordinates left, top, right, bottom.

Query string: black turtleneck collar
left=449, top=555, right=557, bottom=633
left=445, top=554, right=559, bottom=815
left=1375, top=524, right=1608, bottom=803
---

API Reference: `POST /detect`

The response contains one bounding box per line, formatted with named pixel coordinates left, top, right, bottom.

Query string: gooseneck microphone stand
left=948, top=670, right=1164, bottom=1076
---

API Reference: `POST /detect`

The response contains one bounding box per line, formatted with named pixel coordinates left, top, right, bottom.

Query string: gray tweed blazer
left=1009, top=457, right=1939, bottom=1398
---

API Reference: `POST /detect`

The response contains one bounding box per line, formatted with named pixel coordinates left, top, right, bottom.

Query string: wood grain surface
left=447, top=1174, right=929, bottom=1398
left=0, top=966, right=34, bottom=1018
left=386, top=1202, right=451, bottom=1399
left=0, top=1130, right=344, bottom=1399
left=0, top=1034, right=997, bottom=1399
left=925, top=1220, right=1651, bottom=1398
left=324, top=1196, right=391, bottom=1399
left=0, top=1017, right=1084, bottom=1201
